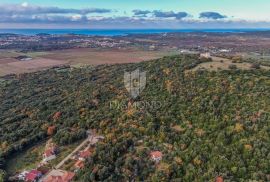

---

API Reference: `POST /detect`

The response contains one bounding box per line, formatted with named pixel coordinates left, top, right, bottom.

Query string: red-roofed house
left=25, top=170, right=42, bottom=182
left=74, top=160, right=85, bottom=169
left=43, top=170, right=75, bottom=182
left=78, top=150, right=92, bottom=161
left=150, top=151, right=163, bottom=162
left=216, top=176, right=224, bottom=182
left=43, top=147, right=56, bottom=162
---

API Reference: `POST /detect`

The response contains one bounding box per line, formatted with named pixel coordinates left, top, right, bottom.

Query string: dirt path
left=55, top=134, right=93, bottom=169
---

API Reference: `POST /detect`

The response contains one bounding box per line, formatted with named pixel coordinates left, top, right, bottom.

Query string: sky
left=1, top=0, right=270, bottom=29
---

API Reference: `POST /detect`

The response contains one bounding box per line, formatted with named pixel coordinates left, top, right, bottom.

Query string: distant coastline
left=0, top=29, right=270, bottom=36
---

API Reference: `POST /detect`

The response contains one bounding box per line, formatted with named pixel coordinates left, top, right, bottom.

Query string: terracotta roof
left=44, top=147, right=56, bottom=158
left=25, top=170, right=41, bottom=182
left=216, top=176, right=224, bottom=182
left=44, top=171, right=75, bottom=182
left=150, top=151, right=163, bottom=158
left=79, top=150, right=92, bottom=159
left=74, top=160, right=85, bottom=169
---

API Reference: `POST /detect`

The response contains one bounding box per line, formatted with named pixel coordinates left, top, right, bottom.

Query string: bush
left=0, top=170, right=7, bottom=182
left=250, top=63, right=260, bottom=69
left=228, top=64, right=237, bottom=70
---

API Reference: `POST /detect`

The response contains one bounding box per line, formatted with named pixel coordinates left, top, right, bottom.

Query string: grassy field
left=188, top=56, right=270, bottom=71
left=0, top=48, right=177, bottom=76
left=40, top=48, right=178, bottom=65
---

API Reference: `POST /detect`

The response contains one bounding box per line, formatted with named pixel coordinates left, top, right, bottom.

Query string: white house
left=42, top=147, right=56, bottom=162
left=200, top=52, right=211, bottom=58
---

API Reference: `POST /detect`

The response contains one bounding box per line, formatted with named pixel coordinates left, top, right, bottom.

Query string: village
left=9, top=130, right=104, bottom=182
left=8, top=132, right=165, bottom=182
left=8, top=128, right=166, bottom=182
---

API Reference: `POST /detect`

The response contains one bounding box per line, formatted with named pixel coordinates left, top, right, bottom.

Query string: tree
left=250, top=63, right=260, bottom=69
left=0, top=170, right=6, bottom=182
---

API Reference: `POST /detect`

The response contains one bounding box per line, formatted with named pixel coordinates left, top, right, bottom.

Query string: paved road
left=55, top=134, right=93, bottom=169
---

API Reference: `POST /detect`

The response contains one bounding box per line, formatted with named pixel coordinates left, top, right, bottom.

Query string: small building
left=43, top=170, right=75, bottom=182
left=200, top=52, right=211, bottom=58
left=43, top=147, right=57, bottom=162
left=74, top=160, right=85, bottom=169
left=216, top=176, right=224, bottom=182
left=25, top=169, right=42, bottom=182
left=16, top=55, right=33, bottom=61
left=91, top=136, right=104, bottom=144
left=150, top=151, right=163, bottom=162
left=219, top=49, right=230, bottom=53
left=78, top=150, right=92, bottom=161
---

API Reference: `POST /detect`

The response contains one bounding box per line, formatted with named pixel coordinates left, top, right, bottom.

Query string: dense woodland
left=0, top=54, right=269, bottom=181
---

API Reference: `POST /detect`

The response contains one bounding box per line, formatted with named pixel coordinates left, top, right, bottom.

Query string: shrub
left=250, top=63, right=260, bottom=69
left=228, top=64, right=237, bottom=70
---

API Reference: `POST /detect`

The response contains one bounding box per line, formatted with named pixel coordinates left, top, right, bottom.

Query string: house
left=200, top=52, right=211, bottom=58
left=150, top=151, right=163, bottom=162
left=43, top=147, right=57, bottom=162
left=91, top=136, right=104, bottom=144
left=42, top=170, right=75, bottom=182
left=216, top=176, right=224, bottom=182
left=25, top=169, right=42, bottom=182
left=78, top=150, right=92, bottom=161
left=74, top=160, right=85, bottom=169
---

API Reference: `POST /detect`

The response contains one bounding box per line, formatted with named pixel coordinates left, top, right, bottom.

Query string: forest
left=0, top=54, right=269, bottom=181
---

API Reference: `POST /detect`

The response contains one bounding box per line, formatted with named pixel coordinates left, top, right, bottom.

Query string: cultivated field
left=0, top=48, right=176, bottom=76
left=0, top=58, right=67, bottom=76
left=40, top=48, right=176, bottom=65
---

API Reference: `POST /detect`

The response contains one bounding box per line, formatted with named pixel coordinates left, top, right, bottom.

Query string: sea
left=0, top=29, right=269, bottom=36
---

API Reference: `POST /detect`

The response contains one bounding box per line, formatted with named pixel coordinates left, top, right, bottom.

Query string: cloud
left=0, top=14, right=89, bottom=24
left=153, top=10, right=189, bottom=19
left=0, top=3, right=112, bottom=15
left=133, top=10, right=151, bottom=16
left=199, top=12, right=227, bottom=19
left=2, top=16, right=270, bottom=29
left=0, top=3, right=113, bottom=24
left=21, top=2, right=28, bottom=8
left=132, top=10, right=189, bottom=19
left=1, top=4, right=270, bottom=29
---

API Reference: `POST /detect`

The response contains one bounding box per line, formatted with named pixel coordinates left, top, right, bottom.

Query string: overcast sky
left=1, top=0, right=270, bottom=29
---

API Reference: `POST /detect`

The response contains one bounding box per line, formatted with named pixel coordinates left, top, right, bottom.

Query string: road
left=39, top=131, right=96, bottom=182
left=55, top=134, right=93, bottom=169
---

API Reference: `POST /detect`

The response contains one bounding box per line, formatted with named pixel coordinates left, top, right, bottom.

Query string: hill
left=0, top=54, right=269, bottom=181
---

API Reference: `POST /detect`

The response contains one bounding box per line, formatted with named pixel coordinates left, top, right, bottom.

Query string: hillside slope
left=0, top=54, right=269, bottom=181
